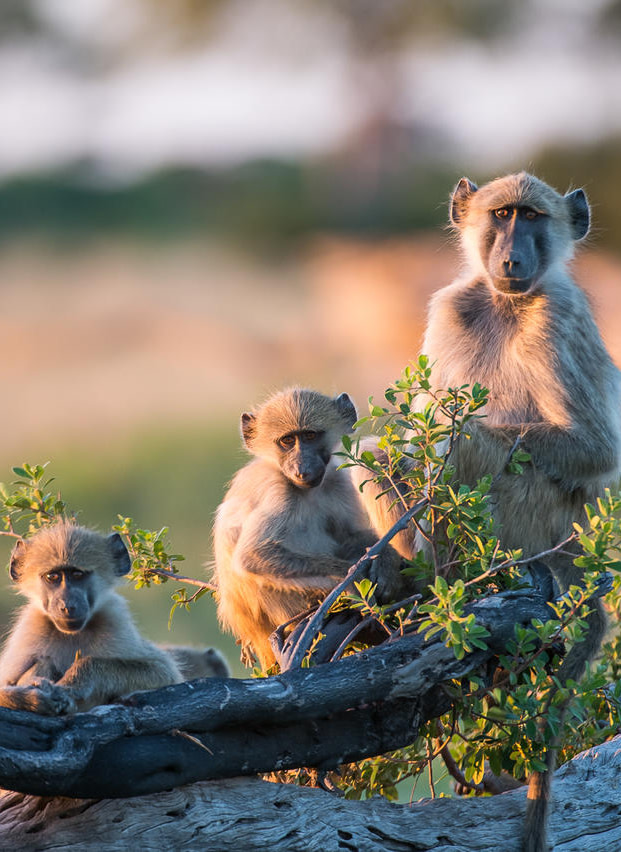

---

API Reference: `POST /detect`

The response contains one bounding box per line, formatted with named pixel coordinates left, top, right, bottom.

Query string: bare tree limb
left=0, top=590, right=553, bottom=799
left=1, top=735, right=621, bottom=851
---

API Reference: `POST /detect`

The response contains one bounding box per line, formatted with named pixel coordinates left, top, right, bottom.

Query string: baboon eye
left=524, top=209, right=539, bottom=220
left=44, top=571, right=60, bottom=584
left=494, top=208, right=510, bottom=219
left=278, top=434, right=296, bottom=449
left=70, top=569, right=86, bottom=581
left=301, top=431, right=318, bottom=442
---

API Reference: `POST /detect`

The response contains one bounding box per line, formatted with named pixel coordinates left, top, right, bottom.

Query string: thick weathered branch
left=0, top=590, right=553, bottom=799
left=1, top=735, right=621, bottom=850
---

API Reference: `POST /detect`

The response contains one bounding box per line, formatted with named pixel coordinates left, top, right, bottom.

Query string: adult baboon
left=354, top=172, right=621, bottom=851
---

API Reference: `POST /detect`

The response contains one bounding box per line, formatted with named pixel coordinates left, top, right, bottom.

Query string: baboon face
left=276, top=430, right=332, bottom=489
left=9, top=527, right=131, bottom=634
left=451, top=173, right=590, bottom=296
left=240, top=388, right=357, bottom=489
left=37, top=566, right=98, bottom=633
left=481, top=204, right=550, bottom=295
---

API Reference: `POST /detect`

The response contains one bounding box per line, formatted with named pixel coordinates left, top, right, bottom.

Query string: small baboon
left=356, top=172, right=621, bottom=852
left=0, top=522, right=185, bottom=715
left=161, top=645, right=230, bottom=679
left=212, top=387, right=406, bottom=669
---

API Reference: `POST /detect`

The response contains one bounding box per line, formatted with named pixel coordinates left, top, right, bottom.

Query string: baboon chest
left=451, top=286, right=553, bottom=424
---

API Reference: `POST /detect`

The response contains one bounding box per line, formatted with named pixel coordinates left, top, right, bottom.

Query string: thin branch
left=491, top=434, right=524, bottom=487
left=282, top=497, right=428, bottom=670
left=438, top=739, right=483, bottom=794
left=459, top=533, right=578, bottom=593
left=330, top=617, right=376, bottom=662
left=143, top=566, right=214, bottom=591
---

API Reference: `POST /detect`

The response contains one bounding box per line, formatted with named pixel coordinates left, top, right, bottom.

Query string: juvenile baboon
left=355, top=172, right=621, bottom=852
left=212, top=387, right=406, bottom=669
left=0, top=521, right=185, bottom=715
left=161, top=645, right=230, bottom=679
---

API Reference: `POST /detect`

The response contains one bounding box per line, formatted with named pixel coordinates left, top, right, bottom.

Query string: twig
left=492, top=434, right=525, bottom=487
left=329, top=617, right=375, bottom=662
left=145, top=566, right=214, bottom=591
left=427, top=739, right=436, bottom=799
left=458, top=533, right=578, bottom=593
left=171, top=729, right=214, bottom=754
left=438, top=739, right=484, bottom=794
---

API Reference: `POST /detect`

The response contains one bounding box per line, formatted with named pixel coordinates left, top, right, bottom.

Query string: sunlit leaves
left=0, top=462, right=71, bottom=538
left=332, top=358, right=621, bottom=801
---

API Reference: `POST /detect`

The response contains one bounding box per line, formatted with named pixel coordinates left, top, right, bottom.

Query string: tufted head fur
left=240, top=388, right=357, bottom=460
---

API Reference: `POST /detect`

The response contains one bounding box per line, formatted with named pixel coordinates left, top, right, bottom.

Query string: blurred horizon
left=1, top=0, right=621, bottom=681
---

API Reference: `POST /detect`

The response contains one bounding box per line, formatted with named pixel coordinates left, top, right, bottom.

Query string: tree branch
left=0, top=590, right=553, bottom=799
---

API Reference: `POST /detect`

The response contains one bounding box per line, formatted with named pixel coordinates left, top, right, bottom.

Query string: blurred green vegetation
left=0, top=424, right=248, bottom=676
left=0, top=160, right=453, bottom=251
left=2, top=136, right=621, bottom=254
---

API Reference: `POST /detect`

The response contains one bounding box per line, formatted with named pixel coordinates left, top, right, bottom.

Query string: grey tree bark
left=0, top=735, right=620, bottom=851
left=0, top=589, right=614, bottom=850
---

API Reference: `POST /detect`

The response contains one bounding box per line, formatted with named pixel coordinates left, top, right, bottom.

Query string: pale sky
left=0, top=0, right=619, bottom=179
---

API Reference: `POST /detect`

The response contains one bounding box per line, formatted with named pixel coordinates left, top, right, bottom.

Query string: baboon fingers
left=0, top=681, right=77, bottom=716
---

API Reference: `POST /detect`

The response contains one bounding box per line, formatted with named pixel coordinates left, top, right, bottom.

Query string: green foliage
left=0, top=463, right=72, bottom=537
left=327, top=359, right=621, bottom=801
left=112, top=516, right=185, bottom=589
left=0, top=465, right=208, bottom=626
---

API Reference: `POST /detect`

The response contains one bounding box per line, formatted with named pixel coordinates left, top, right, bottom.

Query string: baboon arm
left=519, top=422, right=618, bottom=486
left=334, top=529, right=379, bottom=561
left=240, top=541, right=351, bottom=591
left=462, top=422, right=617, bottom=490
left=0, top=656, right=41, bottom=687
left=16, top=656, right=64, bottom=686
left=57, top=655, right=180, bottom=712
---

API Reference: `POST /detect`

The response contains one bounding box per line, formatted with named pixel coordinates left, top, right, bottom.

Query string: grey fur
left=0, top=522, right=184, bottom=715
left=162, top=645, right=230, bottom=679
left=353, top=172, right=621, bottom=852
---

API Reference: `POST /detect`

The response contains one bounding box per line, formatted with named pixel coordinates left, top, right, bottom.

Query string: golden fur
left=213, top=387, right=405, bottom=669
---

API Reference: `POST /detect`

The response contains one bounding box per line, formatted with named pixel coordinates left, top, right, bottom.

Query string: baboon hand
left=16, top=678, right=78, bottom=716
left=368, top=548, right=409, bottom=604
left=240, top=641, right=257, bottom=668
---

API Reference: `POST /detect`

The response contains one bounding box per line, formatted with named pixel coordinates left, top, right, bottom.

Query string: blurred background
left=1, top=0, right=621, bottom=676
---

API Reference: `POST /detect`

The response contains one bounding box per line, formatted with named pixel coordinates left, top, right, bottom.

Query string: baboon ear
left=107, top=533, right=131, bottom=576
left=334, top=393, right=357, bottom=430
left=240, top=412, right=256, bottom=448
left=450, top=177, right=478, bottom=226
left=565, top=188, right=590, bottom=241
left=8, top=539, right=26, bottom=582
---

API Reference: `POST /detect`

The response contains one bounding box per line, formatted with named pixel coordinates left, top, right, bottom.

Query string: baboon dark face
left=240, top=388, right=357, bottom=490
left=9, top=529, right=131, bottom=634
left=483, top=205, right=550, bottom=294
left=450, top=174, right=590, bottom=297
left=39, top=567, right=97, bottom=633
left=277, top=430, right=332, bottom=489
